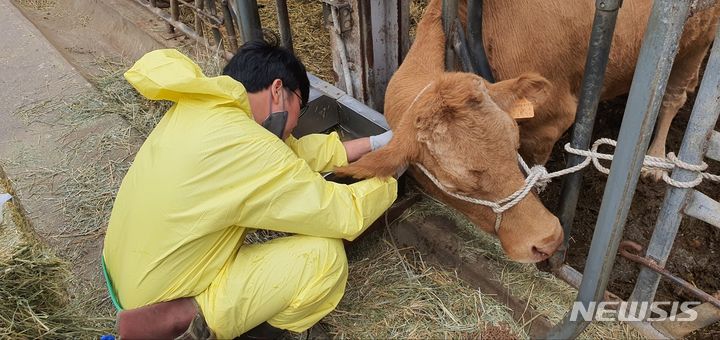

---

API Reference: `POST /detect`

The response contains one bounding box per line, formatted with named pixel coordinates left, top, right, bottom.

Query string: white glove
left=369, top=130, right=393, bottom=151
left=0, top=193, right=12, bottom=225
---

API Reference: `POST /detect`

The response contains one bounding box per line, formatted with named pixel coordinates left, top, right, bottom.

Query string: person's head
left=223, top=38, right=310, bottom=139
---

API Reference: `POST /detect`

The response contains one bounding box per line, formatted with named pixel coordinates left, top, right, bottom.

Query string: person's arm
left=342, top=137, right=371, bottom=163
left=285, top=132, right=348, bottom=172
left=238, top=131, right=397, bottom=241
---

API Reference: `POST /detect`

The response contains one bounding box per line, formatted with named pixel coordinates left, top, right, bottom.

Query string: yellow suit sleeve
left=235, top=131, right=397, bottom=241
left=284, top=132, right=348, bottom=172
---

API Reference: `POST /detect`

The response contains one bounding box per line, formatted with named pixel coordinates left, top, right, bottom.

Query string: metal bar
left=553, top=264, right=622, bottom=303
left=195, top=0, right=204, bottom=37
left=133, top=0, right=234, bottom=60
left=684, top=190, right=720, bottom=228
left=331, top=6, right=355, bottom=97
left=235, top=0, right=263, bottom=43
left=466, top=0, right=494, bottom=82
left=205, top=0, right=224, bottom=46
left=550, top=0, right=622, bottom=270
left=706, top=130, right=720, bottom=161
left=654, top=302, right=720, bottom=338
left=441, top=0, right=458, bottom=70
left=546, top=1, right=692, bottom=337
left=398, top=0, right=411, bottom=62
left=275, top=0, right=294, bottom=53
left=630, top=22, right=720, bottom=306
left=451, top=19, right=474, bottom=73
left=176, top=0, right=224, bottom=26
left=620, top=241, right=720, bottom=309
left=170, top=0, right=179, bottom=33
left=222, top=0, right=239, bottom=51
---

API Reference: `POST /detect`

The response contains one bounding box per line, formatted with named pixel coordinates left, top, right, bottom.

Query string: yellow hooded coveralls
left=102, top=49, right=397, bottom=338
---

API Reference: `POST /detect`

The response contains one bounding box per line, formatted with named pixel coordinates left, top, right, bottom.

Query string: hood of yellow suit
left=124, top=49, right=252, bottom=116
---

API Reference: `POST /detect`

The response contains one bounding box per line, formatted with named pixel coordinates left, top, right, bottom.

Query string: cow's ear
left=487, top=72, right=551, bottom=120
left=511, top=72, right=551, bottom=105
left=334, top=135, right=415, bottom=179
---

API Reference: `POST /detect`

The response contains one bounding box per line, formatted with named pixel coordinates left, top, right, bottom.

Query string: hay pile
left=0, top=178, right=108, bottom=338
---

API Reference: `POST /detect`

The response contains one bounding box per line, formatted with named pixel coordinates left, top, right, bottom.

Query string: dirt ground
left=541, top=80, right=720, bottom=337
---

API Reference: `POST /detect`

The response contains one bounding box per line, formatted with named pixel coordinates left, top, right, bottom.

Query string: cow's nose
left=532, top=246, right=550, bottom=260
left=531, top=232, right=563, bottom=261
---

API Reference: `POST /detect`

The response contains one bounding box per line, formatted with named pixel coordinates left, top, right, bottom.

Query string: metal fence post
left=441, top=0, right=458, bottom=71
left=630, top=22, right=720, bottom=305
left=234, top=0, right=263, bottom=43
left=275, top=0, right=294, bottom=52
left=546, top=0, right=692, bottom=337
left=466, top=0, right=494, bottom=82
left=550, top=0, right=623, bottom=269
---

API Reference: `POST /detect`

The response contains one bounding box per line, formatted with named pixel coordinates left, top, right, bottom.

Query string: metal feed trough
left=132, top=0, right=720, bottom=338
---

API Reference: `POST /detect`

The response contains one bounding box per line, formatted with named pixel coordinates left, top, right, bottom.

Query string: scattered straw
left=406, top=193, right=644, bottom=339
left=257, top=0, right=333, bottom=82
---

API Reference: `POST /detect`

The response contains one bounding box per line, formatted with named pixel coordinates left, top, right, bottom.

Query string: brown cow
left=335, top=0, right=719, bottom=263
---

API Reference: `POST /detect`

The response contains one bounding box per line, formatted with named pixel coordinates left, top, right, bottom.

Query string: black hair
left=223, top=37, right=309, bottom=109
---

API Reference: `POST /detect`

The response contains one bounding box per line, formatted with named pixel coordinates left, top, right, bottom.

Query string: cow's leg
left=518, top=91, right=578, bottom=165
left=645, top=43, right=710, bottom=181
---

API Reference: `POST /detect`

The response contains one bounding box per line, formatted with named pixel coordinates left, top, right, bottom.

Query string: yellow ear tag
left=508, top=98, right=535, bottom=120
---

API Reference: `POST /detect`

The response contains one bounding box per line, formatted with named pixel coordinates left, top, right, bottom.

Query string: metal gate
left=436, top=0, right=720, bottom=337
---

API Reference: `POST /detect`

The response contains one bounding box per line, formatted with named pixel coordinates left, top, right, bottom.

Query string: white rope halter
left=402, top=82, right=719, bottom=234
left=406, top=82, right=548, bottom=233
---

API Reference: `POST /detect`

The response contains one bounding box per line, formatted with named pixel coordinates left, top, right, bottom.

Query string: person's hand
left=369, top=130, right=393, bottom=151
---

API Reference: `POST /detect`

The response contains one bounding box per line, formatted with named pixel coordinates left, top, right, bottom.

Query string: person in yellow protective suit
left=102, top=39, right=398, bottom=339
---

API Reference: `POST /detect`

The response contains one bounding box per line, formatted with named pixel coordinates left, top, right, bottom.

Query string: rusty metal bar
left=629, top=22, right=720, bottom=306
left=275, top=0, right=294, bottom=52
left=620, top=241, right=720, bottom=309
left=546, top=0, right=693, bottom=338
left=133, top=0, right=233, bottom=60
left=550, top=0, right=622, bottom=271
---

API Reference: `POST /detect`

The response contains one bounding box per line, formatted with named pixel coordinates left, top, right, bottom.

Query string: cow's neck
left=405, top=0, right=448, bottom=77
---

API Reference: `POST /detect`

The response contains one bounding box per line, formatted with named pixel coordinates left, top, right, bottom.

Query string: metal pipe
left=451, top=19, right=474, bottom=73
left=629, top=22, right=720, bottom=305
left=550, top=0, right=622, bottom=270
left=176, top=0, right=224, bottom=26
left=546, top=0, right=693, bottom=338
left=133, top=0, right=234, bottom=60
left=235, top=0, right=263, bottom=43
left=195, top=0, right=204, bottom=37
left=275, top=0, right=294, bottom=53
left=553, top=264, right=622, bottom=303
left=621, top=241, right=720, bottom=309
left=441, top=0, right=458, bottom=70
left=205, top=0, right=224, bottom=47
left=466, top=0, right=494, bottom=82
left=330, top=6, right=354, bottom=97
left=222, top=0, right=239, bottom=51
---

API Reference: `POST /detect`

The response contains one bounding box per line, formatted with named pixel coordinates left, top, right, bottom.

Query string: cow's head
left=335, top=72, right=563, bottom=263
